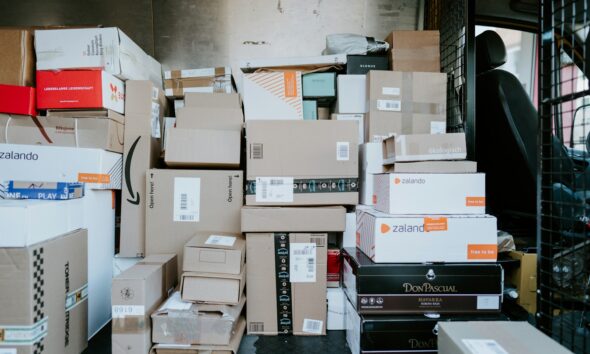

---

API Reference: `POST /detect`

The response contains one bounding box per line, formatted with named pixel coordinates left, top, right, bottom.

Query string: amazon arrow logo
left=125, top=136, right=141, bottom=205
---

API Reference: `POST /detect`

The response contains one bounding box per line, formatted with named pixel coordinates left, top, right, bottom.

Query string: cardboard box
left=507, top=251, right=537, bottom=314
left=240, top=54, right=347, bottom=73
left=175, top=107, right=243, bottom=131
left=356, top=209, right=498, bottom=263
left=164, top=128, right=241, bottom=168
left=366, top=71, right=446, bottom=141
left=303, top=100, right=318, bottom=120
left=373, top=173, right=486, bottom=214
left=37, top=70, right=125, bottom=114
left=359, top=142, right=387, bottom=205
left=35, top=27, right=163, bottom=87
left=389, top=160, right=477, bottom=173
left=243, top=72, right=303, bottom=120
left=150, top=316, right=245, bottom=354
left=0, top=229, right=88, bottom=354
left=0, top=84, right=36, bottom=116
left=0, top=113, right=125, bottom=153
left=139, top=254, right=179, bottom=297
left=152, top=291, right=245, bottom=345
left=183, top=92, right=241, bottom=108
left=245, top=120, right=359, bottom=206
left=332, top=114, right=364, bottom=144
left=327, top=248, right=341, bottom=287
left=382, top=133, right=466, bottom=163
left=336, top=75, right=367, bottom=114
left=246, top=233, right=327, bottom=336
left=241, top=206, right=346, bottom=232
left=181, top=267, right=246, bottom=305
left=385, top=31, right=440, bottom=72
left=183, top=233, right=245, bottom=275
left=342, top=248, right=503, bottom=314
left=0, top=29, right=35, bottom=86
left=346, top=55, right=389, bottom=74
left=302, top=72, right=336, bottom=98
left=164, top=67, right=233, bottom=97
left=0, top=181, right=84, bottom=200
left=327, top=287, right=346, bottom=330
left=145, top=169, right=243, bottom=276
left=0, top=144, right=122, bottom=190
left=437, top=321, right=573, bottom=354
left=343, top=211, right=356, bottom=248
left=318, top=106, right=330, bottom=120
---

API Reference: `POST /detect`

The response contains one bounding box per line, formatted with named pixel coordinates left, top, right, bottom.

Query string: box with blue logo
left=1, top=181, right=84, bottom=200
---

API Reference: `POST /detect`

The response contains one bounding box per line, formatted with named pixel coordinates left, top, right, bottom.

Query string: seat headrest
left=476, top=30, right=507, bottom=74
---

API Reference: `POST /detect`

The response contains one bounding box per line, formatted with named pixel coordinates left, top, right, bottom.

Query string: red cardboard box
left=328, top=248, right=341, bottom=288
left=37, top=70, right=125, bottom=114
left=0, top=84, right=36, bottom=116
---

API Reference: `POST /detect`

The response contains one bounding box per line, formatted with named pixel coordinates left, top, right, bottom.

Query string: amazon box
left=180, top=268, right=246, bottom=305
left=386, top=30, right=440, bottom=72
left=356, top=208, right=497, bottom=263
left=245, top=120, right=359, bottom=206
left=246, top=233, right=327, bottom=336
left=243, top=71, right=303, bottom=120
left=382, top=133, right=467, bottom=163
left=241, top=206, right=346, bottom=233
left=366, top=71, right=446, bottom=142
left=183, top=234, right=245, bottom=275
left=145, top=169, right=243, bottom=276
left=0, top=29, right=35, bottom=86
left=120, top=81, right=167, bottom=257
left=0, top=228, right=88, bottom=354
left=164, top=128, right=241, bottom=168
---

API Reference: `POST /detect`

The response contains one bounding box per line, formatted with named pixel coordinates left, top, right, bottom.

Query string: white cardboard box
left=327, top=287, right=346, bottom=330
left=343, top=212, right=356, bottom=248
left=35, top=27, right=163, bottom=87
left=336, top=75, right=367, bottom=113
left=356, top=208, right=498, bottom=263
left=333, top=114, right=364, bottom=144
left=0, top=144, right=122, bottom=190
left=373, top=173, right=486, bottom=214
left=359, top=142, right=386, bottom=205
left=243, top=71, right=303, bottom=120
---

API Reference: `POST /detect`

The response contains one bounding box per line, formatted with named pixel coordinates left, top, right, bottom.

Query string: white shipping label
left=461, top=339, right=509, bottom=354
left=112, top=305, right=145, bottom=318
left=0, top=349, right=17, bottom=354
left=151, top=102, right=161, bottom=138
left=152, top=87, right=159, bottom=100
left=302, top=319, right=323, bottom=335
left=476, top=296, right=500, bottom=310
left=431, top=121, right=446, bottom=134
left=290, top=243, right=316, bottom=283
left=255, top=177, right=294, bottom=203
left=377, top=100, right=401, bottom=112
left=336, top=142, right=350, bottom=161
left=382, top=87, right=400, bottom=96
left=173, top=177, right=201, bottom=222
left=205, top=235, right=236, bottom=247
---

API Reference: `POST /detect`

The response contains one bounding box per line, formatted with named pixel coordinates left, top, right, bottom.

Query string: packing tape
left=401, top=72, right=413, bottom=134
left=65, top=284, right=88, bottom=312
left=0, top=317, right=48, bottom=346
left=274, top=233, right=293, bottom=335
left=111, top=316, right=149, bottom=334
left=245, top=177, right=359, bottom=195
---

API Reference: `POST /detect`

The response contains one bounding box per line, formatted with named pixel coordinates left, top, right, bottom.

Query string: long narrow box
left=356, top=209, right=498, bottom=263
left=342, top=248, right=503, bottom=314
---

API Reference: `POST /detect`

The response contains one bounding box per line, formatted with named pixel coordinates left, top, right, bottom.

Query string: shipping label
left=290, top=243, right=316, bottom=283
left=377, top=99, right=402, bottom=112
left=205, top=235, right=236, bottom=247
left=255, top=177, right=294, bottom=202
left=173, top=177, right=201, bottom=222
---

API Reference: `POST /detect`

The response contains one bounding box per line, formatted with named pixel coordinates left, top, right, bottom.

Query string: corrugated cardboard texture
left=241, top=206, right=346, bottom=232
left=0, top=228, right=88, bottom=354
left=140, top=254, right=178, bottom=296
left=183, top=234, right=245, bottom=274
left=0, top=29, right=35, bottom=86
left=385, top=30, right=440, bottom=72
left=180, top=267, right=246, bottom=305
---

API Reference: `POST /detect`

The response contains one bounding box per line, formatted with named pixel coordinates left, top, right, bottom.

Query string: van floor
left=83, top=322, right=352, bottom=354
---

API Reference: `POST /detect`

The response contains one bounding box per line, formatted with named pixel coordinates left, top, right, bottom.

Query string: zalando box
left=359, top=142, right=387, bottom=206
left=373, top=173, right=486, bottom=214
left=382, top=133, right=467, bottom=163
left=243, top=71, right=303, bottom=120
left=356, top=208, right=497, bottom=263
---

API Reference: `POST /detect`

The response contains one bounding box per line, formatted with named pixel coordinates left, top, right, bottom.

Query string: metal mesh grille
left=540, top=1, right=590, bottom=352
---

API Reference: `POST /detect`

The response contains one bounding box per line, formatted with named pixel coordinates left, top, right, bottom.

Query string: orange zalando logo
left=394, top=178, right=401, bottom=185
left=381, top=224, right=391, bottom=233
left=466, top=197, right=486, bottom=207
left=372, top=194, right=377, bottom=204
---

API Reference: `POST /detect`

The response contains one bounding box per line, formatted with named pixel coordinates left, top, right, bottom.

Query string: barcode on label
left=260, top=180, right=268, bottom=199
left=270, top=179, right=284, bottom=185
left=251, top=143, right=263, bottom=159
left=377, top=99, right=402, bottom=112
left=292, top=246, right=314, bottom=256
left=302, top=319, right=323, bottom=334
left=310, top=236, right=326, bottom=247
left=307, top=257, right=314, bottom=273
left=336, top=142, right=350, bottom=161
left=255, top=177, right=294, bottom=203
left=179, top=215, right=195, bottom=221
left=180, top=193, right=188, bottom=210
left=249, top=322, right=265, bottom=333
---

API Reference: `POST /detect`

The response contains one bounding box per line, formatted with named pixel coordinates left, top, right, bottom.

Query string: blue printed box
left=0, top=181, right=84, bottom=200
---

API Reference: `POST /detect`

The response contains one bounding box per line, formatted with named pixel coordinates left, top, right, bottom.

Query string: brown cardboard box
left=507, top=251, right=537, bottom=314
left=183, top=92, right=241, bottom=109
left=366, top=71, right=446, bottom=142
left=385, top=30, right=440, bottom=72
left=388, top=160, right=477, bottom=173
left=183, top=234, right=245, bottom=275
left=241, top=206, right=346, bottom=232
left=181, top=267, right=246, bottom=305
left=140, top=254, right=179, bottom=298
left=247, top=233, right=327, bottom=336
left=164, top=128, right=241, bottom=168
left=120, top=81, right=167, bottom=257
left=164, top=67, right=233, bottom=97
left=0, top=228, right=88, bottom=354
left=0, top=113, right=124, bottom=153
left=382, top=133, right=467, bottom=163
left=0, top=29, right=35, bottom=86
left=175, top=107, right=244, bottom=131
left=145, top=169, right=243, bottom=276
left=150, top=316, right=245, bottom=354
left=245, top=120, right=359, bottom=206
left=152, top=291, right=245, bottom=345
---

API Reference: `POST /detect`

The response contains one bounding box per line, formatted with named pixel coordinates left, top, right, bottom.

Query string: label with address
left=112, top=305, right=145, bottom=318
left=151, top=102, right=161, bottom=138
left=462, top=339, right=509, bottom=354
left=205, top=235, right=236, bottom=247
left=173, top=177, right=200, bottom=222
left=336, top=142, right=350, bottom=161
left=302, top=319, right=323, bottom=334
left=255, top=177, right=294, bottom=203
left=377, top=99, right=401, bottom=112
left=382, top=87, right=400, bottom=96
left=290, top=243, right=316, bottom=283
left=476, top=296, right=500, bottom=310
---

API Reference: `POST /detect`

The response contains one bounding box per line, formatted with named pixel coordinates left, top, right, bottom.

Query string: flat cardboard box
left=437, top=321, right=573, bottom=354
left=243, top=72, right=303, bottom=120
left=150, top=316, right=245, bottom=354
left=0, top=181, right=84, bottom=200
left=240, top=206, right=346, bottom=232
left=152, top=291, right=245, bottom=345
left=386, top=30, right=440, bottom=72
left=0, top=29, right=35, bottom=86
left=183, top=92, right=241, bottom=109
left=245, top=120, right=359, bottom=206
left=0, top=114, right=124, bottom=153
left=389, top=160, right=477, bottom=173
left=35, top=27, right=163, bottom=87
left=183, top=233, right=245, bottom=275
left=373, top=173, right=486, bottom=214
left=382, top=133, right=466, bottom=163
left=139, top=254, right=179, bottom=298
left=175, top=107, right=243, bottom=131
left=302, top=72, right=336, bottom=98
left=0, top=84, right=36, bottom=116
left=356, top=208, right=497, bottom=263
left=46, top=109, right=124, bottom=122
left=336, top=75, right=367, bottom=113
left=240, top=54, right=347, bottom=73
left=366, top=71, right=446, bottom=141
left=507, top=251, right=537, bottom=314
left=346, top=55, right=388, bottom=75
left=359, top=142, right=387, bottom=205
left=246, top=233, right=327, bottom=336
left=181, top=267, right=246, bottom=305
left=145, top=169, right=243, bottom=276
left=164, top=128, right=241, bottom=168
left=327, top=287, right=346, bottom=330
left=332, top=114, right=364, bottom=144
left=164, top=71, right=232, bottom=97
left=37, top=70, right=125, bottom=114
left=0, top=144, right=122, bottom=190
left=0, top=229, right=88, bottom=354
